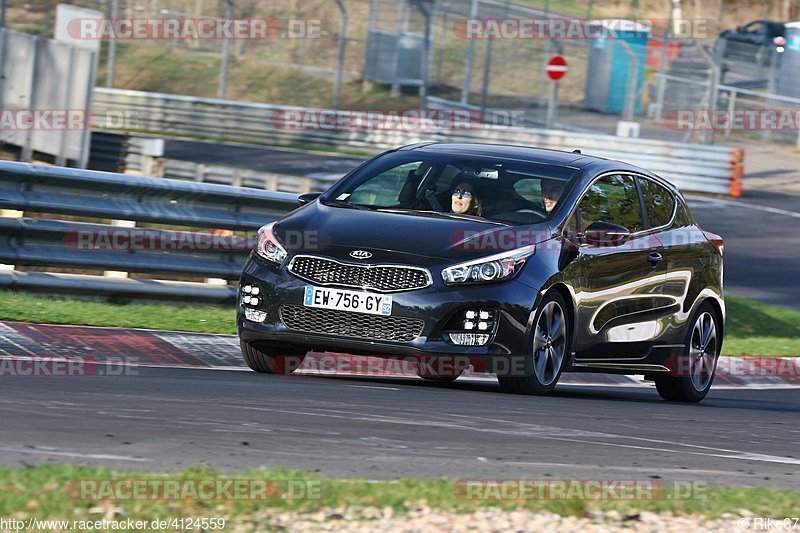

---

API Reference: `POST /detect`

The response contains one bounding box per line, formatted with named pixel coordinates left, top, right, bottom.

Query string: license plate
left=303, top=285, right=393, bottom=316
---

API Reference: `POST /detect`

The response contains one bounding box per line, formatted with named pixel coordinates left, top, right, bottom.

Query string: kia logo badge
left=350, top=250, right=372, bottom=260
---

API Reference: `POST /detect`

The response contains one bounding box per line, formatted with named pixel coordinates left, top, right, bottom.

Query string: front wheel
left=655, top=303, right=721, bottom=403
left=498, top=291, right=570, bottom=395
left=240, top=341, right=306, bottom=375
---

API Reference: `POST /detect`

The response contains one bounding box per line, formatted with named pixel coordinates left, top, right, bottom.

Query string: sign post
left=545, top=55, right=568, bottom=129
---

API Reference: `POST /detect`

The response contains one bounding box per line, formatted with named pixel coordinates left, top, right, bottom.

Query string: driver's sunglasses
left=452, top=188, right=473, bottom=198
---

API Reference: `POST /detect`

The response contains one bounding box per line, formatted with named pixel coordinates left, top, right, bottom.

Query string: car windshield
left=323, top=151, right=580, bottom=226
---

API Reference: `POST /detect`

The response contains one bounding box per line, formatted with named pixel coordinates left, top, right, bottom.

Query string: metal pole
left=106, top=0, right=119, bottom=88
left=617, top=39, right=639, bottom=122
left=724, top=89, right=736, bottom=139
left=218, top=0, right=234, bottom=99
left=696, top=44, right=719, bottom=144
left=57, top=46, right=77, bottom=167
left=460, top=0, right=479, bottom=104
left=332, top=0, right=347, bottom=109
left=22, top=37, right=41, bottom=163
left=362, top=0, right=379, bottom=92
left=390, top=0, right=405, bottom=97
left=480, top=0, right=510, bottom=116
left=436, top=10, right=447, bottom=85
left=79, top=47, right=99, bottom=169
left=654, top=72, right=666, bottom=121
left=415, top=0, right=431, bottom=109
left=545, top=79, right=558, bottom=128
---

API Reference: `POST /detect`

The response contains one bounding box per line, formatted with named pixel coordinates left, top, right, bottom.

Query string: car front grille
left=287, top=255, right=431, bottom=292
left=280, top=305, right=425, bottom=343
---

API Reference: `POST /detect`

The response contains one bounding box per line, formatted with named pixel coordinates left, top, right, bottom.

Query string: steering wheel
left=514, top=205, right=549, bottom=218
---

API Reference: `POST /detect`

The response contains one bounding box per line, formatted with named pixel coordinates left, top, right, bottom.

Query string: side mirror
left=298, top=192, right=322, bottom=206
left=581, top=221, right=631, bottom=246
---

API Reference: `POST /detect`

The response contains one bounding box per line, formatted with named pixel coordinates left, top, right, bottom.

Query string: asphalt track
left=1, top=140, right=795, bottom=488
left=164, top=138, right=800, bottom=310
left=1, top=364, right=798, bottom=488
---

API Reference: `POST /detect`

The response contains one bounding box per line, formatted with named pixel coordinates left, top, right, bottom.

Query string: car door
left=561, top=173, right=669, bottom=360
left=639, top=177, right=715, bottom=334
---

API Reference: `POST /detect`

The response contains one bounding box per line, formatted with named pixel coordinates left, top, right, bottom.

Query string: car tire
left=240, top=341, right=306, bottom=375
left=655, top=302, right=721, bottom=403
left=498, top=291, right=570, bottom=395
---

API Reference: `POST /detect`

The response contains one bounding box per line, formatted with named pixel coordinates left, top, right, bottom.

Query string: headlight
left=441, top=244, right=535, bottom=285
left=255, top=222, right=287, bottom=264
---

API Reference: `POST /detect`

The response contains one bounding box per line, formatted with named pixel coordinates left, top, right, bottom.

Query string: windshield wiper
left=324, top=200, right=372, bottom=210
left=377, top=208, right=509, bottom=226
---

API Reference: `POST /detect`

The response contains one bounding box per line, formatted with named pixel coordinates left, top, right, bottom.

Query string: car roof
left=400, top=142, right=655, bottom=173
left=401, top=142, right=591, bottom=166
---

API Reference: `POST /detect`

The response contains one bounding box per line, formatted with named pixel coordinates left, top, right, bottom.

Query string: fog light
left=250, top=298, right=259, bottom=306
left=479, top=310, right=490, bottom=320
left=450, top=333, right=490, bottom=346
left=244, top=308, right=267, bottom=322
left=477, top=321, right=489, bottom=331
left=243, top=285, right=252, bottom=294
left=251, top=287, right=260, bottom=295
left=464, top=320, right=475, bottom=330
left=243, top=295, right=252, bottom=304
left=465, top=310, right=476, bottom=319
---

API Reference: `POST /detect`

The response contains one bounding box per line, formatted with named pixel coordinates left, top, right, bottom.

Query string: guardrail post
left=104, top=220, right=136, bottom=278
left=139, top=138, right=165, bottom=177
left=0, top=209, right=22, bottom=271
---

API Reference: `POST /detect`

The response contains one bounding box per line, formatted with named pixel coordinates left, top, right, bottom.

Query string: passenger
left=541, top=179, right=564, bottom=213
left=451, top=180, right=483, bottom=217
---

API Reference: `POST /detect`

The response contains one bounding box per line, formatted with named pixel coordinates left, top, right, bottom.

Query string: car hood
left=274, top=201, right=554, bottom=266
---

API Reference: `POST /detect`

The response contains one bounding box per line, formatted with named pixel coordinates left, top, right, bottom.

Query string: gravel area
left=231, top=504, right=753, bottom=532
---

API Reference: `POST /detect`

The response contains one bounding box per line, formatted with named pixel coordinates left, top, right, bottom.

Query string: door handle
left=646, top=252, right=663, bottom=267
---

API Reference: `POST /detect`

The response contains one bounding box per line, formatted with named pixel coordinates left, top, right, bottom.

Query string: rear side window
left=640, top=178, right=676, bottom=228
left=573, top=174, right=644, bottom=233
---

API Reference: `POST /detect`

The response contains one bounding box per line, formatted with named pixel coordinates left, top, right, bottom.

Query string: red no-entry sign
left=546, top=55, right=568, bottom=81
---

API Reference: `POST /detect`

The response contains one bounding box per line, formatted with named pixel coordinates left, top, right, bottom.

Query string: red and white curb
left=0, top=321, right=798, bottom=388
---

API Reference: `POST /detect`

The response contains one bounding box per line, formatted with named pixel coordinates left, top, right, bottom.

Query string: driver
left=451, top=179, right=483, bottom=217
left=541, top=179, right=564, bottom=213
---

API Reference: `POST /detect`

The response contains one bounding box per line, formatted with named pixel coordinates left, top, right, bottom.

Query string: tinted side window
left=640, top=178, right=676, bottom=228
left=574, top=174, right=644, bottom=233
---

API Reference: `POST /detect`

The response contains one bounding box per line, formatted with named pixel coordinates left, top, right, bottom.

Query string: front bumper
left=237, top=254, right=539, bottom=359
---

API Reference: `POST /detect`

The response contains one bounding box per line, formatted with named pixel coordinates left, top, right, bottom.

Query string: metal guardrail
left=0, top=160, right=299, bottom=302
left=161, top=159, right=341, bottom=193
left=92, top=88, right=744, bottom=197
left=654, top=72, right=800, bottom=149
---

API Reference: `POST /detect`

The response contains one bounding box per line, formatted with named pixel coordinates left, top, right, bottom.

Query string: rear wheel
left=240, top=341, right=306, bottom=375
left=655, top=303, right=721, bottom=403
left=498, top=291, right=570, bottom=395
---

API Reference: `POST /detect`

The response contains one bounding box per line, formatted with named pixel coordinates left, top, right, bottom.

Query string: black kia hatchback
left=238, top=143, right=725, bottom=402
